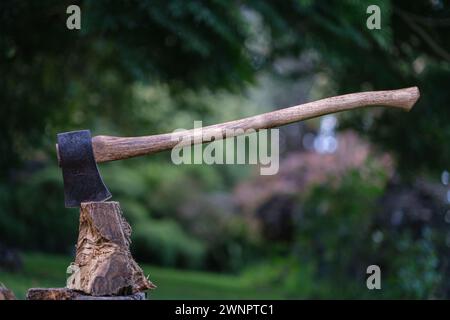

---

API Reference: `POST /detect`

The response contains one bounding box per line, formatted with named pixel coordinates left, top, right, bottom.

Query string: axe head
left=57, top=130, right=111, bottom=208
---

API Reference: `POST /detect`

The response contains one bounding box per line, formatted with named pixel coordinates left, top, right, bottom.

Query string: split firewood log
left=66, top=201, right=156, bottom=296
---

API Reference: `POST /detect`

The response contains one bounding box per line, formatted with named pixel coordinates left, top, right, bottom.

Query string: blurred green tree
left=2, top=0, right=449, bottom=177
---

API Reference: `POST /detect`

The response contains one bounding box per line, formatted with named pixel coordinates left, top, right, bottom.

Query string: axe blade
left=57, top=130, right=111, bottom=208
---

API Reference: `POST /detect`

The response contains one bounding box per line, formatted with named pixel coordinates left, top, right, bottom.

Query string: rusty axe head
left=57, top=130, right=111, bottom=208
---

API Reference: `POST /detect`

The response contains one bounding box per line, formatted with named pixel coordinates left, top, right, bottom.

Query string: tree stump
left=64, top=201, right=155, bottom=296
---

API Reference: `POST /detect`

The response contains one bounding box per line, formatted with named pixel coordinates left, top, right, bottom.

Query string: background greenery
left=1, top=0, right=449, bottom=299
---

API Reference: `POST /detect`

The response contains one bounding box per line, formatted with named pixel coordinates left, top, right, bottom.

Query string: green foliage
left=303, top=0, right=450, bottom=176
left=252, top=164, right=446, bottom=298
left=383, top=229, right=441, bottom=298
left=83, top=0, right=255, bottom=88
left=0, top=167, right=78, bottom=252
left=291, top=166, right=388, bottom=298
left=133, top=219, right=205, bottom=269
left=0, top=0, right=261, bottom=173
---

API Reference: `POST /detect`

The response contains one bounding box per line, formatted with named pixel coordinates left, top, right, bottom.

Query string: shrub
left=132, top=219, right=205, bottom=269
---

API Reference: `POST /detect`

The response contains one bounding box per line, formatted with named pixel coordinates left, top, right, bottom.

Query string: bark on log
left=0, top=285, right=16, bottom=300
left=27, top=288, right=145, bottom=300
left=66, top=201, right=155, bottom=296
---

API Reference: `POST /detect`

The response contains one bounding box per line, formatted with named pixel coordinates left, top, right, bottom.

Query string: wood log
left=27, top=288, right=145, bottom=300
left=66, top=201, right=156, bottom=296
left=0, top=285, right=16, bottom=300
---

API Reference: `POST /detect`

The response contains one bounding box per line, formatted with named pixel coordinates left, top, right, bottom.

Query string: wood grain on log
left=66, top=201, right=155, bottom=296
left=26, top=288, right=146, bottom=300
left=91, top=87, right=420, bottom=163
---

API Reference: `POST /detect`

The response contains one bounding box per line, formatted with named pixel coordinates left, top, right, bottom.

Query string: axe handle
left=91, top=86, right=420, bottom=163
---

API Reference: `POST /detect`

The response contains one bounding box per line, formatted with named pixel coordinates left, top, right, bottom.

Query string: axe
left=57, top=87, right=420, bottom=207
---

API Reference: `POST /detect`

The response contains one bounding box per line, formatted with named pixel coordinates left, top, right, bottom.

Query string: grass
left=0, top=252, right=286, bottom=299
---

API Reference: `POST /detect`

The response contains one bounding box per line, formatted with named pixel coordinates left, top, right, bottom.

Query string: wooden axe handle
left=92, top=86, right=420, bottom=163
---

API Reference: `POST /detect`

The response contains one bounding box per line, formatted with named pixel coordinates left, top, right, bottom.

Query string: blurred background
left=1, top=0, right=449, bottom=299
